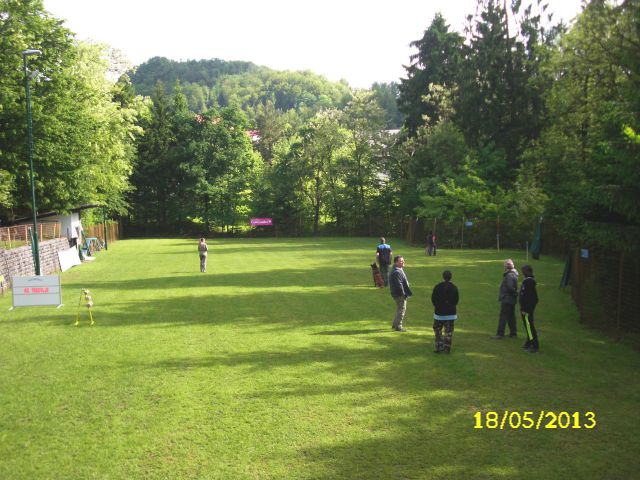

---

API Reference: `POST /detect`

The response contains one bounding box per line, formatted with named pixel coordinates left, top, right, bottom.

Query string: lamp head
left=22, top=49, right=42, bottom=57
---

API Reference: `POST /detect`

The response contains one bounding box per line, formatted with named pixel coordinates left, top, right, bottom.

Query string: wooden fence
left=84, top=222, right=121, bottom=243
left=0, top=222, right=62, bottom=249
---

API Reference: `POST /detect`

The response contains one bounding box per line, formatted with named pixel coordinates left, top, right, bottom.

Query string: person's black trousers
left=497, top=303, right=517, bottom=336
left=379, top=263, right=390, bottom=286
left=521, top=312, right=539, bottom=350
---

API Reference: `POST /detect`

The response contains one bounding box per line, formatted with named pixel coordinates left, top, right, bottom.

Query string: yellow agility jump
left=75, top=288, right=94, bottom=326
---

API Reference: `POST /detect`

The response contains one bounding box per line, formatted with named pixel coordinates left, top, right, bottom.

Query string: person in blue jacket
left=375, top=237, right=393, bottom=286
left=431, top=270, right=459, bottom=353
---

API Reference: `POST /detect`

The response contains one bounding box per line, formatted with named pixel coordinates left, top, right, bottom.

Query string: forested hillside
left=130, top=56, right=259, bottom=92
left=129, top=56, right=375, bottom=125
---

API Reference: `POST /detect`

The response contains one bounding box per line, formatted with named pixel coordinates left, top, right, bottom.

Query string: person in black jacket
left=431, top=270, right=459, bottom=353
left=389, top=255, right=412, bottom=332
left=519, top=265, right=540, bottom=352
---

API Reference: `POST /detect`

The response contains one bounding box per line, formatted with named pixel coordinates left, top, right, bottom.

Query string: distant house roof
left=247, top=130, right=261, bottom=142
left=13, top=203, right=101, bottom=224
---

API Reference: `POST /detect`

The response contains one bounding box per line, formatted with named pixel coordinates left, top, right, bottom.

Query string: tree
left=131, top=79, right=259, bottom=233
left=0, top=170, right=13, bottom=210
left=454, top=0, right=556, bottom=178
left=342, top=91, right=386, bottom=232
left=1, top=1, right=141, bottom=222
left=371, top=82, right=403, bottom=129
left=254, top=100, right=290, bottom=163
left=130, top=81, right=179, bottom=227
left=253, top=135, right=309, bottom=235
left=295, top=110, right=350, bottom=234
left=397, top=13, right=463, bottom=135
left=532, top=0, right=640, bottom=251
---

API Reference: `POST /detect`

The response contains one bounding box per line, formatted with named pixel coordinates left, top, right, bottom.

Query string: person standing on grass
left=198, top=237, right=208, bottom=273
left=431, top=270, right=459, bottom=353
left=492, top=259, right=518, bottom=339
left=375, top=237, right=393, bottom=287
left=426, top=231, right=436, bottom=256
left=389, top=255, right=412, bottom=332
left=519, top=265, right=540, bottom=353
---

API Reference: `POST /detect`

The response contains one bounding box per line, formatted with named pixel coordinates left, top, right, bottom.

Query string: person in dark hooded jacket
left=431, top=270, right=459, bottom=353
left=519, top=264, right=539, bottom=352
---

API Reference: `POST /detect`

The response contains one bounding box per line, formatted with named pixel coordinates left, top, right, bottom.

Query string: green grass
left=0, top=237, right=638, bottom=479
left=0, top=240, right=27, bottom=249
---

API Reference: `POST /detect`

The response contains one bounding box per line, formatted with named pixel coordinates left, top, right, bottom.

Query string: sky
left=43, top=0, right=584, bottom=88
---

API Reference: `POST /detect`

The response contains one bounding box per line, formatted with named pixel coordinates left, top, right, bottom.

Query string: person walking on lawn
left=375, top=237, right=393, bottom=287
left=198, top=237, right=208, bottom=273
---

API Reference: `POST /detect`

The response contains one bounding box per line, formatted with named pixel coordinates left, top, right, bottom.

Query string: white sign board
left=58, top=246, right=82, bottom=272
left=12, top=275, right=62, bottom=307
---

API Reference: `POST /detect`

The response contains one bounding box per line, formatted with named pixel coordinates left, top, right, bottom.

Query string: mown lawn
left=0, top=237, right=638, bottom=479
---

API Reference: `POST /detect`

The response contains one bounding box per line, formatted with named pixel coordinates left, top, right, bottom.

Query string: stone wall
left=0, top=238, right=70, bottom=293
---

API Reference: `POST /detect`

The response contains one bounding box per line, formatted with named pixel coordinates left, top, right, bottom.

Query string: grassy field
left=0, top=237, right=638, bottom=479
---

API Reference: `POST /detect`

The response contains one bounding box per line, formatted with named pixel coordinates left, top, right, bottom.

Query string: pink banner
left=250, top=218, right=273, bottom=226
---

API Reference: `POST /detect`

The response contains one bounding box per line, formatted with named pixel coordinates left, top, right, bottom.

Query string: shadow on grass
left=61, top=267, right=395, bottom=291
left=148, top=238, right=377, bottom=256
left=4, top=305, right=635, bottom=477
left=313, top=328, right=390, bottom=335
left=114, top=328, right=616, bottom=478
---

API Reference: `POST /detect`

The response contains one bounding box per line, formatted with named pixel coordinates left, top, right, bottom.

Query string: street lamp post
left=23, top=48, right=42, bottom=275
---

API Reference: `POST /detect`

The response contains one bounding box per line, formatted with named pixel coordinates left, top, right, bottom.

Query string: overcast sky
left=43, top=0, right=584, bottom=88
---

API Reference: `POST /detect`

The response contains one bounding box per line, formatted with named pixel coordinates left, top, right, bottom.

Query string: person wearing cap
left=492, top=259, right=518, bottom=339
left=431, top=270, right=459, bottom=353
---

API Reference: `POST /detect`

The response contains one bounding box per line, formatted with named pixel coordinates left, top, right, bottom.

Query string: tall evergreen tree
left=454, top=0, right=553, bottom=181
left=397, top=13, right=463, bottom=135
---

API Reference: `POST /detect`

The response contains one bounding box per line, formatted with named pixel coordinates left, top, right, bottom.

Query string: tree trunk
left=313, top=174, right=321, bottom=235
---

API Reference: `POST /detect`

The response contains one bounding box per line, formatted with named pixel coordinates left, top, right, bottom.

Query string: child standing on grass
left=431, top=270, right=459, bottom=353
left=198, top=237, right=208, bottom=273
left=519, top=265, right=539, bottom=352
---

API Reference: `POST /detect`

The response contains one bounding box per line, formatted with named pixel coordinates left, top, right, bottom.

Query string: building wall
left=41, top=212, right=81, bottom=240
left=0, top=238, right=70, bottom=293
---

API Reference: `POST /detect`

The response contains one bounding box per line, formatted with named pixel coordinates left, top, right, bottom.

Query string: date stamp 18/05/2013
left=473, top=411, right=596, bottom=430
